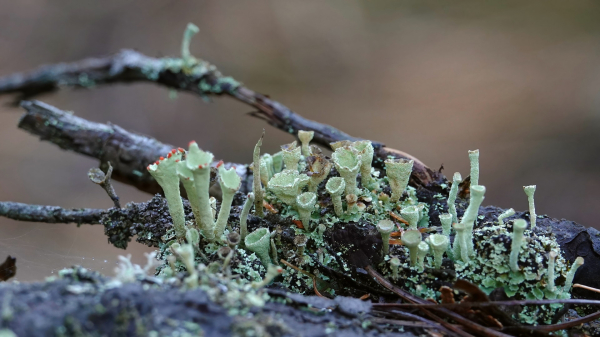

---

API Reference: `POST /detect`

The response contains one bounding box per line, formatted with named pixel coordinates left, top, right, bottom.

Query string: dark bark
left=0, top=50, right=443, bottom=186
left=0, top=201, right=104, bottom=224
left=18, top=100, right=248, bottom=196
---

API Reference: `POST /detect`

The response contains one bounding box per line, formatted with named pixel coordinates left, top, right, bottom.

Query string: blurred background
left=1, top=0, right=600, bottom=281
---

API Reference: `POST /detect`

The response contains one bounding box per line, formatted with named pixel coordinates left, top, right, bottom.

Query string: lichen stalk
left=468, top=149, right=480, bottom=186
left=416, top=241, right=429, bottom=272
left=401, top=229, right=422, bottom=266
left=523, top=185, right=537, bottom=228
left=384, top=158, right=414, bottom=203
left=353, top=140, right=375, bottom=189
left=447, top=172, right=462, bottom=224
left=509, top=219, right=527, bottom=272
left=176, top=159, right=202, bottom=230
left=147, top=149, right=187, bottom=240
left=377, top=219, right=395, bottom=256
left=173, top=243, right=198, bottom=288
left=439, top=213, right=453, bottom=237
left=452, top=222, right=469, bottom=262
left=239, top=193, right=255, bottom=248
left=546, top=251, right=557, bottom=293
left=495, top=208, right=515, bottom=227
left=564, top=257, right=584, bottom=292
left=253, top=132, right=265, bottom=217
left=214, top=165, right=241, bottom=239
left=186, top=141, right=216, bottom=240
left=460, top=184, right=486, bottom=257
left=325, top=177, right=345, bottom=216
left=181, top=23, right=199, bottom=70
left=390, top=257, right=400, bottom=280
left=428, top=234, right=449, bottom=269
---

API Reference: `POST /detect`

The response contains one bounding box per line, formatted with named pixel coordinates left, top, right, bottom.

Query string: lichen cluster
left=136, top=24, right=586, bottom=326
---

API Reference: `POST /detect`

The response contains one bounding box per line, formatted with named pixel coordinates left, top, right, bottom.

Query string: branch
left=18, top=100, right=248, bottom=196
left=0, top=201, right=104, bottom=224
left=0, top=50, right=443, bottom=185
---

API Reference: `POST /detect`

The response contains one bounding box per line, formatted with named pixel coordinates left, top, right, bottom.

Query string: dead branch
left=0, top=201, right=104, bottom=224
left=18, top=100, right=248, bottom=196
left=0, top=50, right=443, bottom=185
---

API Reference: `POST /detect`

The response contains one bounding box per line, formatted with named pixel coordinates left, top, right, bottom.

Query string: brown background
left=1, top=1, right=600, bottom=281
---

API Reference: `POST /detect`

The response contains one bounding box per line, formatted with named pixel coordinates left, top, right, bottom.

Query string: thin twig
left=373, top=298, right=600, bottom=309
left=0, top=50, right=443, bottom=186
left=0, top=201, right=104, bottom=224
left=366, top=265, right=513, bottom=337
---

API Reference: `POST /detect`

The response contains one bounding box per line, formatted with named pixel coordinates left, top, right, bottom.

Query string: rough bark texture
left=18, top=100, right=248, bottom=196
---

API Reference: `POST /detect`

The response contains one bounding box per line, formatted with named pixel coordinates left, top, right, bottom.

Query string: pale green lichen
left=281, top=141, right=301, bottom=171
left=298, top=130, right=314, bottom=157
left=416, top=241, right=429, bottom=272
left=523, top=185, right=537, bottom=228
left=564, top=257, right=584, bottom=292
left=497, top=208, right=515, bottom=226
left=400, top=206, right=419, bottom=230
left=332, top=146, right=361, bottom=195
left=384, top=158, right=413, bottom=203
left=427, top=234, right=449, bottom=269
left=147, top=149, right=186, bottom=240
left=239, top=193, right=255, bottom=248
left=377, top=219, right=395, bottom=256
left=401, top=229, right=421, bottom=266
left=268, top=170, right=309, bottom=206
left=296, top=192, right=317, bottom=230
left=306, top=151, right=332, bottom=192
left=325, top=177, right=345, bottom=216
left=468, top=149, right=479, bottom=186
left=245, top=228, right=272, bottom=268
left=213, top=164, right=241, bottom=240
left=447, top=172, right=462, bottom=223
left=439, top=213, right=452, bottom=237
left=460, top=184, right=486, bottom=257
left=185, top=141, right=216, bottom=240
left=510, top=219, right=527, bottom=272
left=353, top=140, right=375, bottom=189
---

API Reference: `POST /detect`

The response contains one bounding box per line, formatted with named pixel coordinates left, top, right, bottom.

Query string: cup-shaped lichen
left=401, top=229, right=422, bottom=266
left=185, top=141, right=216, bottom=240
left=385, top=158, right=414, bottom=203
left=509, top=219, right=527, bottom=272
left=439, top=213, right=453, bottom=237
left=213, top=164, right=241, bottom=239
left=244, top=227, right=272, bottom=268
left=298, top=130, right=314, bottom=157
left=260, top=154, right=273, bottom=186
left=377, top=220, right=395, bottom=256
left=416, top=241, right=429, bottom=272
left=325, top=177, right=345, bottom=216
left=281, top=141, right=301, bottom=171
left=306, top=153, right=332, bottom=192
left=401, top=206, right=419, bottom=229
left=330, top=140, right=351, bottom=150
left=427, top=234, right=449, bottom=269
left=447, top=172, right=462, bottom=224
left=332, top=147, right=362, bottom=195
left=271, top=151, right=284, bottom=174
left=523, top=185, right=537, bottom=228
left=296, top=192, right=317, bottom=230
left=147, top=149, right=187, bottom=240
left=268, top=170, right=309, bottom=206
left=460, top=184, right=486, bottom=257
left=353, top=140, right=375, bottom=189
